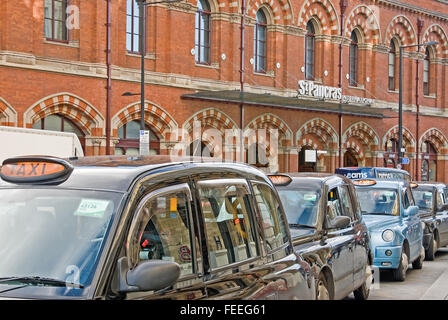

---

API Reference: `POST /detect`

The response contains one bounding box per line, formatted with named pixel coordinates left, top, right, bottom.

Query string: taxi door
left=325, top=186, right=355, bottom=299
left=436, top=189, right=448, bottom=246
left=402, top=187, right=423, bottom=261
left=123, top=183, right=207, bottom=300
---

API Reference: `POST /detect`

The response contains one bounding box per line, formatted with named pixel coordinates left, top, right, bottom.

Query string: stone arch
left=297, top=0, right=339, bottom=35
left=419, top=128, right=448, bottom=154
left=0, top=97, right=17, bottom=126
left=183, top=107, right=238, bottom=133
left=181, top=108, right=239, bottom=156
left=246, top=0, right=293, bottom=25
left=343, top=137, right=366, bottom=165
left=421, top=24, right=448, bottom=58
left=345, top=4, right=381, bottom=44
left=296, top=118, right=338, bottom=150
left=23, top=93, right=105, bottom=136
left=383, top=126, right=416, bottom=152
left=246, top=112, right=293, bottom=146
left=112, top=100, right=178, bottom=142
left=384, top=15, right=417, bottom=47
left=342, top=121, right=380, bottom=150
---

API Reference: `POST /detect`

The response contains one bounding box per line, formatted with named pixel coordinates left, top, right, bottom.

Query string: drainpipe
left=415, top=18, right=424, bottom=180
left=338, top=0, right=347, bottom=168
left=105, top=0, right=112, bottom=155
left=239, top=0, right=246, bottom=162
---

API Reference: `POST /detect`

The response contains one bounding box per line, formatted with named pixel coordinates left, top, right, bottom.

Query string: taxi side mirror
left=325, top=216, right=351, bottom=230
left=116, top=257, right=180, bottom=293
left=403, top=206, right=418, bottom=218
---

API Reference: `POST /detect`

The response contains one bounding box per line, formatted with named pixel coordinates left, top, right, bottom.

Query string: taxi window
left=0, top=189, right=121, bottom=295
left=252, top=183, right=289, bottom=251
left=413, top=190, right=433, bottom=210
left=356, top=188, right=399, bottom=216
left=131, top=185, right=197, bottom=277
left=339, top=185, right=355, bottom=220
left=197, top=179, right=258, bottom=269
left=327, top=187, right=346, bottom=220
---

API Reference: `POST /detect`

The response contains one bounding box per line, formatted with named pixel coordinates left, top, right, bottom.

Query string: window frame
left=250, top=181, right=290, bottom=255
left=126, top=0, right=142, bottom=54
left=115, top=121, right=160, bottom=155
left=44, top=0, right=69, bottom=43
left=254, top=9, right=268, bottom=73
left=196, top=178, right=262, bottom=273
left=33, top=113, right=85, bottom=152
left=305, top=21, right=315, bottom=81
left=195, top=0, right=211, bottom=65
left=339, top=184, right=356, bottom=222
left=126, top=183, right=202, bottom=279
left=349, top=31, right=359, bottom=87
left=388, top=40, right=397, bottom=91
left=423, top=48, right=430, bottom=96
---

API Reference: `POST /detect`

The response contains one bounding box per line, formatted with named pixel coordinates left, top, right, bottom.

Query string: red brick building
left=0, top=0, right=447, bottom=181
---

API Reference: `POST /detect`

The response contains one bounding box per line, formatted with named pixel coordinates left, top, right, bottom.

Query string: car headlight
left=382, top=229, right=395, bottom=242
left=421, top=222, right=426, bottom=230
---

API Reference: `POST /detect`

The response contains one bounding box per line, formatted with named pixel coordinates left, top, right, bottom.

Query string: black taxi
left=0, top=155, right=315, bottom=300
left=269, top=173, right=371, bottom=300
left=411, top=181, right=448, bottom=260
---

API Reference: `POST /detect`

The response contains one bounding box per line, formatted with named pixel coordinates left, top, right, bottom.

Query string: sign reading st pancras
left=297, top=80, right=374, bottom=105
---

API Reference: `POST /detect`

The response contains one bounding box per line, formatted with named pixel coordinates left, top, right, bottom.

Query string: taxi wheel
left=412, top=250, right=424, bottom=270
left=316, top=274, right=330, bottom=300
left=353, top=264, right=371, bottom=300
left=392, top=250, right=408, bottom=282
left=425, top=236, right=437, bottom=261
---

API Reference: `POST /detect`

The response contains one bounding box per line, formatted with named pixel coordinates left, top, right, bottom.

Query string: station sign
left=297, top=80, right=374, bottom=105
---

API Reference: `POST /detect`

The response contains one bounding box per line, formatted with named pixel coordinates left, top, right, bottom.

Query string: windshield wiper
left=289, top=223, right=316, bottom=229
left=362, top=212, right=392, bottom=216
left=0, top=276, right=84, bottom=288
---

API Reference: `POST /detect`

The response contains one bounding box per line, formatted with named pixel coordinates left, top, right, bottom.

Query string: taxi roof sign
left=410, top=182, right=419, bottom=188
left=352, top=179, right=377, bottom=186
left=0, top=157, right=73, bottom=184
left=268, top=174, right=292, bottom=186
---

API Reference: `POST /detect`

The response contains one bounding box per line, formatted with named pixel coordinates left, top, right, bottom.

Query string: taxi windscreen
left=277, top=189, right=320, bottom=228
left=355, top=188, right=399, bottom=216
left=413, top=189, right=433, bottom=211
left=0, top=188, right=122, bottom=297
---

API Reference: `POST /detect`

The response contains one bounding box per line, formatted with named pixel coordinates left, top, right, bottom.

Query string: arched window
left=188, top=140, right=214, bottom=157
left=423, top=48, right=431, bottom=96
left=421, top=141, right=437, bottom=181
left=349, top=31, right=359, bottom=87
left=254, top=9, right=267, bottom=73
left=33, top=114, right=85, bottom=151
left=126, top=0, right=142, bottom=53
left=305, top=21, right=315, bottom=80
left=115, top=120, right=160, bottom=155
left=389, top=40, right=397, bottom=91
left=246, top=142, right=268, bottom=168
left=384, top=138, right=398, bottom=168
left=195, top=0, right=211, bottom=64
left=44, top=0, right=68, bottom=42
left=298, top=147, right=316, bottom=172
left=344, top=149, right=358, bottom=167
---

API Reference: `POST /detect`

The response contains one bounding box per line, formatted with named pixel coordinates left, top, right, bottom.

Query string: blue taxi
left=335, top=167, right=411, bottom=182
left=352, top=179, right=424, bottom=281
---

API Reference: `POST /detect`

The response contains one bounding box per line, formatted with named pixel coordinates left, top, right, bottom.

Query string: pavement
left=347, top=247, right=448, bottom=300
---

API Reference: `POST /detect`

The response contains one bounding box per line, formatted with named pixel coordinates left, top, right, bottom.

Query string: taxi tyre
left=425, top=234, right=438, bottom=261
left=316, top=273, right=331, bottom=300
left=392, top=248, right=408, bottom=282
left=412, top=250, right=424, bottom=270
left=353, top=264, right=371, bottom=300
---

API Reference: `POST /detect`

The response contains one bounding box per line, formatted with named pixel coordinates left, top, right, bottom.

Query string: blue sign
left=402, top=157, right=410, bottom=165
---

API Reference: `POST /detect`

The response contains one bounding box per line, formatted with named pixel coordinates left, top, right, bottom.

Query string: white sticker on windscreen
left=74, top=199, right=111, bottom=218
